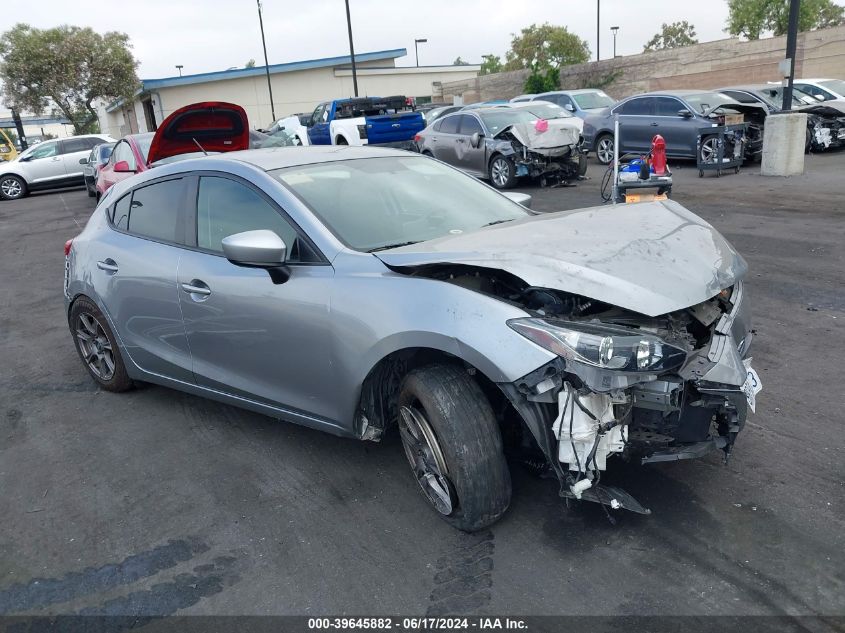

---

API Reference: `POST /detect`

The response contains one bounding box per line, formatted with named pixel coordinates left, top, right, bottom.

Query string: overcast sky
left=4, top=0, right=843, bottom=78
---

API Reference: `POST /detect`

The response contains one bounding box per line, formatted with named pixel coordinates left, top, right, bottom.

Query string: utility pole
left=596, top=0, right=600, bottom=61
left=11, top=108, right=27, bottom=150
left=257, top=0, right=277, bottom=122
left=345, top=0, right=359, bottom=96
left=414, top=38, right=428, bottom=67
left=781, top=0, right=801, bottom=111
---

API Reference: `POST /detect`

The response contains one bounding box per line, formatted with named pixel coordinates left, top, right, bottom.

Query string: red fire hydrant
left=650, top=134, right=667, bottom=176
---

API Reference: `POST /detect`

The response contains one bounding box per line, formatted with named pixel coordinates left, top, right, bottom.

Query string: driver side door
left=22, top=141, right=66, bottom=185
left=307, top=103, right=331, bottom=145
left=454, top=114, right=488, bottom=177
left=176, top=174, right=338, bottom=423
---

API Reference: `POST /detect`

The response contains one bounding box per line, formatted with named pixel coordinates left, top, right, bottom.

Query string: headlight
left=507, top=318, right=687, bottom=373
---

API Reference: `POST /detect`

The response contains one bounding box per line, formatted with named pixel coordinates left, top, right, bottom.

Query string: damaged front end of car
left=495, top=121, right=588, bottom=187
left=499, top=281, right=759, bottom=515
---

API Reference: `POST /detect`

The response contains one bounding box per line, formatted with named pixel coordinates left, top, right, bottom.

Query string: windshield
left=518, top=103, right=572, bottom=119
left=683, top=92, right=739, bottom=113
left=479, top=110, right=536, bottom=134
left=572, top=91, right=615, bottom=110
left=819, top=79, right=845, bottom=96
left=273, top=156, right=529, bottom=252
left=134, top=133, right=154, bottom=163
left=756, top=87, right=814, bottom=107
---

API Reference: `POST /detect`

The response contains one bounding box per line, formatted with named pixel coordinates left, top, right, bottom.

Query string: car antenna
left=191, top=137, right=208, bottom=156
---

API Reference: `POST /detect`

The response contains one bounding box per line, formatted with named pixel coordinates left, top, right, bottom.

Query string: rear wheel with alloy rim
left=69, top=297, right=133, bottom=392
left=595, top=134, right=615, bottom=165
left=488, top=155, right=515, bottom=189
left=397, top=364, right=511, bottom=531
left=0, top=175, right=26, bottom=200
left=700, top=136, right=719, bottom=163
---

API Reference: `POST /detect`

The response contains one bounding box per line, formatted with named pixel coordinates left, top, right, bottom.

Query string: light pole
left=344, top=0, right=359, bottom=97
left=414, top=38, right=428, bottom=67
left=781, top=0, right=801, bottom=110
left=596, top=0, right=600, bottom=61
left=256, top=0, right=277, bottom=122
left=610, top=26, right=619, bottom=58
left=175, top=65, right=183, bottom=77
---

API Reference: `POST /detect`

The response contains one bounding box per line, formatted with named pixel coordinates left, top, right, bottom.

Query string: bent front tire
left=398, top=364, right=511, bottom=531
left=69, top=297, right=133, bottom=392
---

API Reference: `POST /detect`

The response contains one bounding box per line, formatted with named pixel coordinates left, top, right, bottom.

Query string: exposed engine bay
left=414, top=264, right=759, bottom=515
left=495, top=122, right=588, bottom=187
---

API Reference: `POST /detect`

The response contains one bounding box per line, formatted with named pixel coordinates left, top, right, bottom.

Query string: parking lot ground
left=0, top=153, right=843, bottom=618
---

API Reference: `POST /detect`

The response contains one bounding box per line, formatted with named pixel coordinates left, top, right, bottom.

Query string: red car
left=95, top=101, right=250, bottom=200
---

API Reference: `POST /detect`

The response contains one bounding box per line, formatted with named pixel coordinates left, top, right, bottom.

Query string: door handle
left=181, top=281, right=211, bottom=297
left=651, top=122, right=659, bottom=126
left=52, top=157, right=62, bottom=161
left=96, top=259, right=118, bottom=273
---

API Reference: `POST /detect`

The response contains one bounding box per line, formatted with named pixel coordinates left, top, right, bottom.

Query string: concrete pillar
left=761, top=112, right=807, bottom=176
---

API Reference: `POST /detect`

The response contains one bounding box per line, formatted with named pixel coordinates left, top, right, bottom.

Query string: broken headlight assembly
left=507, top=318, right=687, bottom=373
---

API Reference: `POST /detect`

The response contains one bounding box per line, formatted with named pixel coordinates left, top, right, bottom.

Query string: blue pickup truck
left=305, top=96, right=425, bottom=149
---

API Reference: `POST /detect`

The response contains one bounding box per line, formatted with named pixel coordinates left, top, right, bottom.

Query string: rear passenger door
left=60, top=137, right=99, bottom=181
left=430, top=114, right=461, bottom=165
left=93, top=177, right=193, bottom=381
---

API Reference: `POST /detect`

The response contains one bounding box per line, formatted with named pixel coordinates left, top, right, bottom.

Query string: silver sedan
left=65, top=146, right=759, bottom=530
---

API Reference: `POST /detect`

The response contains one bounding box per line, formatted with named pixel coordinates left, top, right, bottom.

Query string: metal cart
left=697, top=124, right=747, bottom=178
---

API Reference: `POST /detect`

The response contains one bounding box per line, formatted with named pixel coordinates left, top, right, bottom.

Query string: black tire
left=0, top=174, right=27, bottom=201
left=398, top=364, right=511, bottom=531
left=805, top=127, right=813, bottom=154
left=422, top=150, right=434, bottom=157
left=595, top=133, right=615, bottom=165
left=69, top=297, right=133, bottom=392
left=86, top=180, right=96, bottom=197
left=488, top=154, right=516, bottom=189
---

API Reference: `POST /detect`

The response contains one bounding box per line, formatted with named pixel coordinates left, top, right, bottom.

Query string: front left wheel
left=488, top=155, right=516, bottom=189
left=0, top=175, right=27, bottom=200
left=397, top=364, right=511, bottom=532
left=69, top=297, right=133, bottom=392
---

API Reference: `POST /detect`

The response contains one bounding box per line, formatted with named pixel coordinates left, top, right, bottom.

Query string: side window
left=653, top=97, right=683, bottom=116
left=556, top=95, right=574, bottom=108
left=29, top=142, right=58, bottom=160
left=125, top=179, right=185, bottom=243
left=112, top=141, right=136, bottom=170
left=439, top=115, right=460, bottom=134
left=61, top=138, right=90, bottom=154
left=112, top=193, right=131, bottom=230
left=617, top=97, right=652, bottom=115
left=459, top=115, right=483, bottom=135
left=321, top=104, right=330, bottom=122
left=432, top=118, right=443, bottom=132
left=196, top=176, right=303, bottom=261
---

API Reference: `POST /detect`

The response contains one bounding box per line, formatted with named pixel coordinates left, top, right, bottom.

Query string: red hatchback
left=95, top=102, right=250, bottom=200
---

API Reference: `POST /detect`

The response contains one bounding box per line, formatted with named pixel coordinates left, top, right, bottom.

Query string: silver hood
left=376, top=199, right=747, bottom=317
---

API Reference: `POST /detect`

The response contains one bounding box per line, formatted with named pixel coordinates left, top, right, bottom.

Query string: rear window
left=572, top=91, right=615, bottom=110
left=134, top=134, right=155, bottom=163
left=519, top=103, right=571, bottom=119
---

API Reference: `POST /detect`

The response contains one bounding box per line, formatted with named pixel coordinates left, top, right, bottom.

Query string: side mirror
left=678, top=109, right=693, bottom=118
left=19, top=155, right=32, bottom=162
left=564, top=103, right=575, bottom=112
left=501, top=191, right=532, bottom=208
left=814, top=94, right=825, bottom=101
left=470, top=132, right=484, bottom=148
left=79, top=157, right=89, bottom=165
left=222, top=229, right=290, bottom=283
left=113, top=160, right=135, bottom=173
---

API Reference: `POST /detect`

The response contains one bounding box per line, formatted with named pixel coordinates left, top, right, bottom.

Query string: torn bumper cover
left=499, top=120, right=587, bottom=185
left=499, top=281, right=761, bottom=515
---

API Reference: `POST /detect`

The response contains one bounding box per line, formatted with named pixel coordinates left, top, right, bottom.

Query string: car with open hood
left=95, top=101, right=250, bottom=200
left=416, top=107, right=586, bottom=188
left=64, top=145, right=760, bottom=531
left=583, top=90, right=768, bottom=164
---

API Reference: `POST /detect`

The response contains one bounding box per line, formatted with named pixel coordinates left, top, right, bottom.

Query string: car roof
left=538, top=89, right=605, bottom=96
left=212, top=145, right=411, bottom=171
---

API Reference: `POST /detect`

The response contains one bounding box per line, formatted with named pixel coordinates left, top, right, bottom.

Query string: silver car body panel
left=375, top=199, right=746, bottom=318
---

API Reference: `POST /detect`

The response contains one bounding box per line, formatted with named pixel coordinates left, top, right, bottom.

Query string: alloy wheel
left=398, top=404, right=455, bottom=515
left=1, top=177, right=23, bottom=199
left=597, top=137, right=614, bottom=164
left=491, top=158, right=510, bottom=188
left=75, top=312, right=116, bottom=381
left=700, top=137, right=719, bottom=163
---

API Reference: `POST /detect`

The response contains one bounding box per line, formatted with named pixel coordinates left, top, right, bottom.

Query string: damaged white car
left=65, top=146, right=760, bottom=532
left=416, top=106, right=587, bottom=188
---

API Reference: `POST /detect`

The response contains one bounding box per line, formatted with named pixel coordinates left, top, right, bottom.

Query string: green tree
left=524, top=65, right=560, bottom=94
left=479, top=54, right=502, bottom=76
left=504, top=23, right=591, bottom=71
left=452, top=56, right=470, bottom=66
left=245, top=58, right=256, bottom=68
left=0, top=24, right=139, bottom=134
left=643, top=21, right=699, bottom=51
left=726, top=0, right=844, bottom=39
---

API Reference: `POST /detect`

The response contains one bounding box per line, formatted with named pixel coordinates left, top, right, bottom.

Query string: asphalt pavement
left=0, top=154, right=843, bottom=620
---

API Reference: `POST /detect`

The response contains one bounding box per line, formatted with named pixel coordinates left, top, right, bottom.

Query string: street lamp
left=256, top=0, right=277, bottom=121
left=610, top=26, right=619, bottom=58
left=596, top=0, right=600, bottom=61
left=175, top=65, right=183, bottom=77
left=344, top=0, right=359, bottom=97
left=414, top=38, right=428, bottom=67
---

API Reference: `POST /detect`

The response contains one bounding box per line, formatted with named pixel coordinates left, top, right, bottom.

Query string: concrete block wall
left=441, top=25, right=845, bottom=104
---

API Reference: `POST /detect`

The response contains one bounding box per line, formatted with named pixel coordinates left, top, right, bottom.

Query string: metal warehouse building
left=98, top=48, right=479, bottom=137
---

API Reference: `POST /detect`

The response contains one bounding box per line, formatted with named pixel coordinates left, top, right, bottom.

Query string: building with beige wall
left=0, top=108, right=75, bottom=144
left=99, top=48, right=479, bottom=137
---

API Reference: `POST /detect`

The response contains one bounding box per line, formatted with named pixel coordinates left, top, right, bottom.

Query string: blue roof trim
left=140, top=48, right=407, bottom=90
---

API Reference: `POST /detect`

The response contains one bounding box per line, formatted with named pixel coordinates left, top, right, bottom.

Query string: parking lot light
left=415, top=38, right=428, bottom=67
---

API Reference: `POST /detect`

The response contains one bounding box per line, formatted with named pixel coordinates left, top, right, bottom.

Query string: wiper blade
left=482, top=219, right=515, bottom=227
left=368, top=241, right=420, bottom=252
